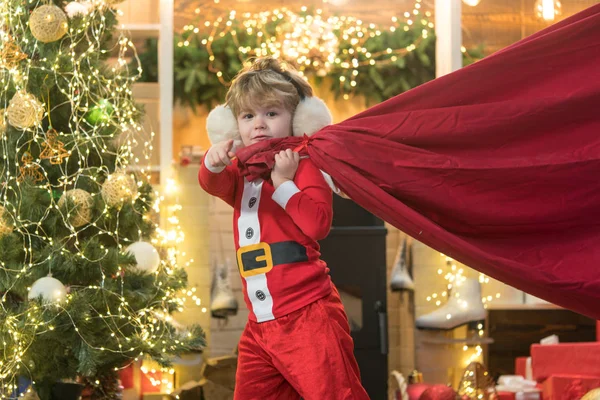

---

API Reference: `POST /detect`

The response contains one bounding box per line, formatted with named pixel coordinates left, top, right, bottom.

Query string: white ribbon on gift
left=496, top=375, right=541, bottom=400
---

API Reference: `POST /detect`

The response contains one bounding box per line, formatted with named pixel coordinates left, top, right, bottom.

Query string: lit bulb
left=535, top=0, right=561, bottom=21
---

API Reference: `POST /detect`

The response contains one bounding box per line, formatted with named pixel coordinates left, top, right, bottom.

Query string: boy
left=199, top=57, right=369, bottom=400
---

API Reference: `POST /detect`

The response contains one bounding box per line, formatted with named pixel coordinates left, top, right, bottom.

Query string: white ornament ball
left=28, top=276, right=67, bottom=304
left=101, top=172, right=137, bottom=207
left=0, top=205, right=13, bottom=237
left=58, top=189, right=94, bottom=227
left=29, top=5, right=69, bottom=43
left=65, top=1, right=93, bottom=18
left=7, top=91, right=45, bottom=130
left=126, top=241, right=160, bottom=272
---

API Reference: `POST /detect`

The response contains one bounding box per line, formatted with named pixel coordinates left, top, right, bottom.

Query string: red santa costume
left=199, top=98, right=369, bottom=399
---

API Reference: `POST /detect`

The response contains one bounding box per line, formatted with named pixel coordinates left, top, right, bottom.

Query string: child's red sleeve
left=271, top=159, right=333, bottom=240
left=198, top=150, right=239, bottom=207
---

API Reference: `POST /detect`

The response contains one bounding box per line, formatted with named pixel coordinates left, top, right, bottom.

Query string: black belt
left=236, top=241, right=308, bottom=278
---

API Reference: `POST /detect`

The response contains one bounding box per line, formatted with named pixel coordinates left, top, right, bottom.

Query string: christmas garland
left=135, top=8, right=484, bottom=110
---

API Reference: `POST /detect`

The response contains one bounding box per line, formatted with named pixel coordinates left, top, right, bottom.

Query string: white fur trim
left=272, top=180, right=300, bottom=209
left=293, top=96, right=332, bottom=137
left=320, top=170, right=350, bottom=199
left=206, top=104, right=240, bottom=145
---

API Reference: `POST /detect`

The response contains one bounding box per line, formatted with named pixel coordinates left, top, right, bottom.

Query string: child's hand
left=207, top=139, right=236, bottom=168
left=272, top=149, right=300, bottom=188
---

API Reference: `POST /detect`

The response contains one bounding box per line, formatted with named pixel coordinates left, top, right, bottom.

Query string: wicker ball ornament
left=583, top=389, right=600, bottom=400
left=7, top=91, right=44, bottom=130
left=101, top=172, right=137, bottom=207
left=58, top=189, right=93, bottom=227
left=29, top=5, right=69, bottom=43
left=0, top=205, right=13, bottom=237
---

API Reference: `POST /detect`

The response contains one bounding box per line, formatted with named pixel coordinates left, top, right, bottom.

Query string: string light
left=0, top=1, right=203, bottom=395
left=535, top=0, right=562, bottom=21
left=180, top=2, right=434, bottom=99
left=426, top=254, right=500, bottom=366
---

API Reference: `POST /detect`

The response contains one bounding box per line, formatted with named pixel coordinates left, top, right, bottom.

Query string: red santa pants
left=234, top=285, right=370, bottom=400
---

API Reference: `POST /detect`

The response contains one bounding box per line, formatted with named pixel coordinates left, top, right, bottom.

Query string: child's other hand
left=207, top=139, right=236, bottom=168
left=272, top=149, right=300, bottom=188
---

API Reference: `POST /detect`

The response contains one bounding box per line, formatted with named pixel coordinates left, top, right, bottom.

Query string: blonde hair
left=225, top=57, right=313, bottom=117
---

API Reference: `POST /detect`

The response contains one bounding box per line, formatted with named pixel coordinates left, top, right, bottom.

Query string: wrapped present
left=496, top=391, right=541, bottom=400
left=119, top=364, right=135, bottom=390
left=498, top=392, right=516, bottom=400
left=541, top=374, right=600, bottom=400
left=515, top=357, right=533, bottom=380
left=496, top=376, right=541, bottom=400
left=531, top=343, right=600, bottom=381
left=117, top=360, right=175, bottom=397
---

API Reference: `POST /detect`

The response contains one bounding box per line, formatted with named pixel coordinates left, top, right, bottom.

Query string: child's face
left=237, top=103, right=293, bottom=147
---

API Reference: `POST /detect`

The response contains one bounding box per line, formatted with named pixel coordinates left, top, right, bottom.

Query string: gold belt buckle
left=237, top=242, right=273, bottom=278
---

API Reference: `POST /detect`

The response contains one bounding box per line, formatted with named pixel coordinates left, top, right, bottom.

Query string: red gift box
left=541, top=374, right=600, bottom=400
left=531, top=343, right=600, bottom=381
left=119, top=364, right=135, bottom=389
left=498, top=392, right=516, bottom=400
left=515, top=357, right=528, bottom=378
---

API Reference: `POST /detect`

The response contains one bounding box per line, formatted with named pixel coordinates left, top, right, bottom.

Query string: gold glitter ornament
left=7, top=91, right=44, bottom=130
left=0, top=37, right=28, bottom=70
left=457, top=362, right=497, bottom=399
left=101, top=172, right=138, bottom=207
left=58, top=188, right=94, bottom=227
left=0, top=205, right=13, bottom=237
left=18, top=152, right=45, bottom=183
left=29, top=5, right=69, bottom=43
left=40, top=129, right=71, bottom=164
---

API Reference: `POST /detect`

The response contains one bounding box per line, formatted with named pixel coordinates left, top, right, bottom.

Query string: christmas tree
left=0, top=1, right=204, bottom=399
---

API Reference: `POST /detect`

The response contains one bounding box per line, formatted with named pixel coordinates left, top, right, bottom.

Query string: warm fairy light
left=180, top=2, right=434, bottom=100
left=535, top=0, right=561, bottom=21
left=428, top=254, right=501, bottom=365
left=0, top=1, right=202, bottom=394
left=428, top=255, right=500, bottom=309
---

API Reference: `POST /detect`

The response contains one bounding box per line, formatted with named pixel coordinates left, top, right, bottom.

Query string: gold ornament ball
left=29, top=5, right=69, bottom=43
left=0, top=205, right=13, bottom=237
left=583, top=389, right=600, bottom=400
left=101, top=172, right=138, bottom=207
left=58, top=189, right=94, bottom=227
left=7, top=91, right=44, bottom=130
